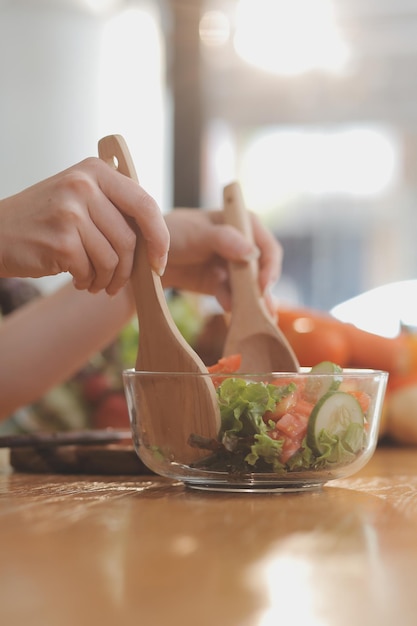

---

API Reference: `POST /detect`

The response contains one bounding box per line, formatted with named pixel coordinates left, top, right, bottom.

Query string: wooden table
left=1, top=446, right=417, bottom=626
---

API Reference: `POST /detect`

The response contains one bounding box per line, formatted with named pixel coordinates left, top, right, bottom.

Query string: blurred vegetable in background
left=118, top=291, right=206, bottom=369
left=0, top=278, right=41, bottom=315
left=0, top=278, right=129, bottom=434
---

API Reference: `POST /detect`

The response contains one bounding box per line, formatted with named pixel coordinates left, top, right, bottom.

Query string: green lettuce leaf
left=217, top=378, right=295, bottom=439
left=286, top=439, right=316, bottom=470
left=214, top=378, right=295, bottom=471
left=245, top=432, right=284, bottom=471
left=315, top=425, right=363, bottom=464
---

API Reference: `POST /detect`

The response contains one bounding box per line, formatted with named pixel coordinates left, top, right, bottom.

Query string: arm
left=0, top=281, right=135, bottom=420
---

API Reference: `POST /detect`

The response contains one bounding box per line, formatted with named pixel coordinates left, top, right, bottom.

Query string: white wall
left=0, top=0, right=171, bottom=209
left=0, top=3, right=102, bottom=194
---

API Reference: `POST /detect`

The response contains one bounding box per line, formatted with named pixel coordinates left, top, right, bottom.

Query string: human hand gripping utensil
left=98, top=135, right=220, bottom=462
left=222, top=182, right=299, bottom=373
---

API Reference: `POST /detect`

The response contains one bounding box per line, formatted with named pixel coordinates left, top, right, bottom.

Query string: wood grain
left=98, top=135, right=220, bottom=463
left=222, top=182, right=299, bottom=372
left=1, top=446, right=417, bottom=625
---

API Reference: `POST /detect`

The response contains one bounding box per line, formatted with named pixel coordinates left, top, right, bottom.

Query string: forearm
left=0, top=281, right=135, bottom=420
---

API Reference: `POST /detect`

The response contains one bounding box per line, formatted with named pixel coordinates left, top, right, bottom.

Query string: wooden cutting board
left=2, top=430, right=154, bottom=475
left=9, top=444, right=153, bottom=475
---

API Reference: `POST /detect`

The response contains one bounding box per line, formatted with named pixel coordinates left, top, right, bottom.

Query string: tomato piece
left=275, top=412, right=308, bottom=440
left=207, top=354, right=241, bottom=374
left=293, top=398, right=315, bottom=419
left=207, top=354, right=241, bottom=387
left=279, top=436, right=303, bottom=464
left=264, top=392, right=297, bottom=422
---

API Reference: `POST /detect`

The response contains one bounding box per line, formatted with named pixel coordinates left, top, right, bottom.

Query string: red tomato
left=279, top=437, right=303, bottom=464
left=264, top=392, right=297, bottom=422
left=91, top=391, right=130, bottom=429
left=207, top=354, right=242, bottom=386
left=82, top=372, right=112, bottom=403
left=292, top=398, right=315, bottom=419
left=207, top=354, right=241, bottom=373
left=275, top=412, right=308, bottom=440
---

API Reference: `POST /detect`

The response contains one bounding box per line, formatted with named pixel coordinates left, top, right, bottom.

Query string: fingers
left=83, top=192, right=136, bottom=295
left=52, top=155, right=279, bottom=300
left=212, top=266, right=233, bottom=312
left=162, top=207, right=283, bottom=313
left=207, top=223, right=260, bottom=262
left=57, top=158, right=169, bottom=295
left=0, top=156, right=169, bottom=296
left=71, top=218, right=129, bottom=296
left=204, top=210, right=283, bottom=294
left=95, top=159, right=170, bottom=278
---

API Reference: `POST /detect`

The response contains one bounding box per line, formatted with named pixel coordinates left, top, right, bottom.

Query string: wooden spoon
left=222, top=181, right=299, bottom=373
left=98, top=135, right=220, bottom=463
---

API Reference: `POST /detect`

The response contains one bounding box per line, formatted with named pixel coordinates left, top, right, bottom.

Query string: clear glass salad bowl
left=123, top=364, right=388, bottom=493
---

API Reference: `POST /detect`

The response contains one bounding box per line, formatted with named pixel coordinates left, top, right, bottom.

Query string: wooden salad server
left=98, top=135, right=220, bottom=462
left=222, top=181, right=299, bottom=373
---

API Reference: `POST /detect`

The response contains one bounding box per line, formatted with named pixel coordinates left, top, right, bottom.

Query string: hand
left=163, top=208, right=282, bottom=311
left=0, top=158, right=169, bottom=295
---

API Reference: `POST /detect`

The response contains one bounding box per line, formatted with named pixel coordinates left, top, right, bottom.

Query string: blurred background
left=1, top=0, right=417, bottom=322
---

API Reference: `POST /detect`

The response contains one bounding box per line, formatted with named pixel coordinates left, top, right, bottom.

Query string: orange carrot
left=277, top=306, right=414, bottom=375
left=276, top=307, right=350, bottom=367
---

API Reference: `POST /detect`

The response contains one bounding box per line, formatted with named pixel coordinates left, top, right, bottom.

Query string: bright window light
left=239, top=125, right=399, bottom=213
left=331, top=280, right=417, bottom=338
left=202, top=119, right=236, bottom=207
left=98, top=5, right=168, bottom=209
left=199, top=10, right=230, bottom=47
left=79, top=0, right=121, bottom=14
left=247, top=538, right=327, bottom=626
left=234, top=0, right=350, bottom=75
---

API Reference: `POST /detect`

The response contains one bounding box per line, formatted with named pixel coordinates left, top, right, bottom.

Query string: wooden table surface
left=1, top=446, right=417, bottom=626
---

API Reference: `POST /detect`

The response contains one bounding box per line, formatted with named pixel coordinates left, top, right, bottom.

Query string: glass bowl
left=123, top=367, right=388, bottom=493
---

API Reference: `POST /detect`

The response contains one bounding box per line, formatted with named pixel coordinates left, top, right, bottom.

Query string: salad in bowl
left=123, top=356, right=388, bottom=492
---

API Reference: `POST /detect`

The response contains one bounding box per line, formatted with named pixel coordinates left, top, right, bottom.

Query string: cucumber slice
left=309, top=361, right=343, bottom=375
left=306, top=391, right=364, bottom=456
left=304, top=361, right=343, bottom=403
